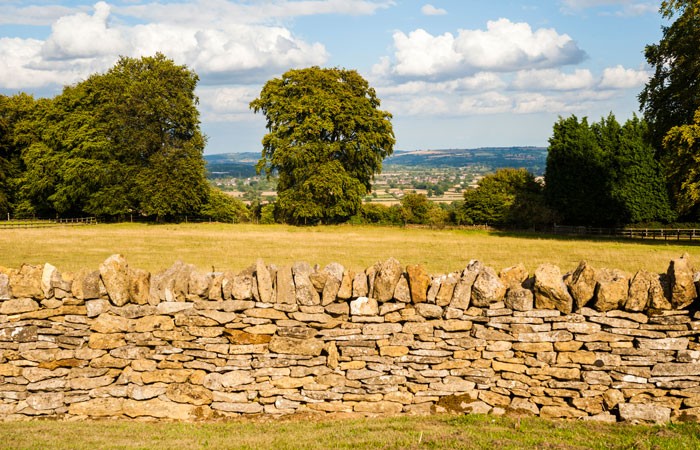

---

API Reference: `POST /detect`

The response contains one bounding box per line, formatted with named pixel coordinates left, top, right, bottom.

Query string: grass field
left=0, top=414, right=698, bottom=450
left=1, top=222, right=699, bottom=275
left=2, top=223, right=700, bottom=447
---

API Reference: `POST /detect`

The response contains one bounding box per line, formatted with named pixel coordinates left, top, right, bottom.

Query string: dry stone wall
left=1, top=254, right=700, bottom=423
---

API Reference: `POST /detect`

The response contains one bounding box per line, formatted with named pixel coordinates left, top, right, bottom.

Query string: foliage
left=199, top=188, right=249, bottom=223
left=463, top=168, right=555, bottom=228
left=640, top=0, right=700, bottom=150
left=545, top=114, right=673, bottom=226
left=7, top=53, right=208, bottom=221
left=251, top=66, right=394, bottom=225
left=662, top=109, right=700, bottom=219
left=0, top=93, right=36, bottom=216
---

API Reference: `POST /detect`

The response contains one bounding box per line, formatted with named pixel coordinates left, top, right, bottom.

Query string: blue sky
left=0, top=1, right=665, bottom=154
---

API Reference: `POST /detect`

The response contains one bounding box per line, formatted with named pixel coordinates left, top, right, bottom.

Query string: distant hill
left=384, top=147, right=548, bottom=175
left=204, top=147, right=548, bottom=178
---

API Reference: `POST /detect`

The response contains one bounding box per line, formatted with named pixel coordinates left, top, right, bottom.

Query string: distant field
left=1, top=223, right=699, bottom=275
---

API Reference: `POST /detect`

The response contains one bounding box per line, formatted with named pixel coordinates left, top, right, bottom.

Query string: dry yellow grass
left=1, top=223, right=699, bottom=275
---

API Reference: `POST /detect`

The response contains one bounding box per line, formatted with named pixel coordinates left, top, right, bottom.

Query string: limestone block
left=321, top=262, right=344, bottom=306
left=166, top=383, right=213, bottom=406
left=9, top=264, right=43, bottom=299
left=350, top=297, right=378, bottom=316
left=593, top=268, right=629, bottom=312
left=619, top=403, right=671, bottom=424
left=254, top=260, right=273, bottom=303
left=268, top=335, right=324, bottom=356
left=293, top=262, right=320, bottom=306
left=668, top=254, right=697, bottom=309
left=406, top=264, right=430, bottom=304
left=435, top=272, right=458, bottom=307
left=567, top=261, right=597, bottom=310
left=100, top=254, right=130, bottom=306
left=534, top=264, right=573, bottom=314
left=373, top=258, right=403, bottom=302
left=505, top=287, right=534, bottom=311
left=0, top=298, right=39, bottom=315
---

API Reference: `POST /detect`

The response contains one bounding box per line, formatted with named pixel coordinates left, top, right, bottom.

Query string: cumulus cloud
left=599, top=65, right=649, bottom=89
left=42, top=2, right=126, bottom=60
left=0, top=1, right=336, bottom=90
left=421, top=4, right=447, bottom=16
left=512, top=69, right=595, bottom=91
left=387, top=19, right=587, bottom=79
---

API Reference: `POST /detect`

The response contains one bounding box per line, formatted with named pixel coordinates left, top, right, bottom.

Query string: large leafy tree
left=545, top=114, right=673, bottom=226
left=463, top=168, right=555, bottom=228
left=663, top=109, right=700, bottom=218
left=639, top=0, right=700, bottom=151
left=0, top=93, right=35, bottom=216
left=17, top=53, right=208, bottom=220
left=250, top=67, right=395, bottom=224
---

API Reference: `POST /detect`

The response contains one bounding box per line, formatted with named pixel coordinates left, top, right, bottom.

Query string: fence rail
left=550, top=225, right=700, bottom=241
left=0, top=217, right=97, bottom=229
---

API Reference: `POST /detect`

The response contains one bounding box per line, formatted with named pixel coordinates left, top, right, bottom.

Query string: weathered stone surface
left=337, top=270, right=354, bottom=300
left=450, top=266, right=478, bottom=310
left=231, top=267, right=254, bottom=301
left=393, top=275, right=411, bottom=303
left=350, top=297, right=378, bottom=316
left=415, top=303, right=443, bottom=319
left=0, top=272, right=10, bottom=300
left=26, top=392, right=64, bottom=411
left=73, top=269, right=102, bottom=300
left=321, top=263, right=344, bottom=306
left=534, top=264, right=573, bottom=314
left=505, top=287, right=534, bottom=311
left=9, top=264, right=43, bottom=299
left=568, top=261, right=597, bottom=310
left=123, top=398, right=208, bottom=420
left=668, top=254, right=697, bottom=309
left=128, top=268, right=151, bottom=305
left=499, top=263, right=528, bottom=289
left=69, top=397, right=124, bottom=417
left=255, top=260, right=273, bottom=304
left=352, top=271, right=369, bottom=298
left=619, top=403, right=671, bottom=424
left=268, top=335, right=324, bottom=356
left=435, top=273, right=458, bottom=307
left=275, top=266, right=295, bottom=304
left=627, top=270, right=664, bottom=312
left=166, top=383, right=213, bottom=405
left=593, top=268, right=629, bottom=312
left=406, top=264, right=431, bottom=304
left=293, top=262, right=320, bottom=306
left=203, top=371, right=254, bottom=390
left=373, top=258, right=403, bottom=302
left=0, top=298, right=39, bottom=315
left=100, top=254, right=130, bottom=306
left=471, top=266, right=506, bottom=307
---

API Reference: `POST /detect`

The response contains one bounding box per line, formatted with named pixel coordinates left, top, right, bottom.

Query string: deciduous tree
left=250, top=67, right=394, bottom=224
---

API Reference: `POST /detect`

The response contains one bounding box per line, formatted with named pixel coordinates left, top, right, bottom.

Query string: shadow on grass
left=484, top=229, right=700, bottom=248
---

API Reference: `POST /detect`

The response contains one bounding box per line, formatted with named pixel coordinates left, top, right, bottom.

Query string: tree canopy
left=2, top=53, right=210, bottom=221
left=250, top=67, right=395, bottom=224
left=545, top=114, right=674, bottom=226
left=639, top=0, right=700, bottom=151
left=463, top=168, right=554, bottom=228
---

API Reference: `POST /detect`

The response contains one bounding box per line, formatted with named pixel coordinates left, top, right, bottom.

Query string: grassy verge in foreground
left=0, top=414, right=698, bottom=450
left=1, top=223, right=699, bottom=275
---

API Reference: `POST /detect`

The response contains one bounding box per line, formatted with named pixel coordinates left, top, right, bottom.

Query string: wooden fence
left=0, top=217, right=97, bottom=229
left=550, top=225, right=700, bottom=241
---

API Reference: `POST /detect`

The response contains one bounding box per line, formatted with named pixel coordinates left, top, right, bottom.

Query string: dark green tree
left=545, top=115, right=615, bottom=226
left=16, top=53, right=208, bottom=220
left=639, top=1, right=700, bottom=151
left=463, top=168, right=554, bottom=228
left=545, top=114, right=674, bottom=226
left=662, top=109, right=700, bottom=218
left=0, top=93, right=36, bottom=216
left=250, top=67, right=395, bottom=224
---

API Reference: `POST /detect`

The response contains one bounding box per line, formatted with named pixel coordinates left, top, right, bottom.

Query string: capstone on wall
left=0, top=254, right=699, bottom=423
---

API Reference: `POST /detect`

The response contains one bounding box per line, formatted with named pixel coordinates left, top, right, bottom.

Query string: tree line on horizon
left=1, top=1, right=700, bottom=228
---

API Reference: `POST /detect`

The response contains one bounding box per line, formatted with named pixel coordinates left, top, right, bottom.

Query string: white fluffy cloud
left=599, top=65, right=649, bottom=89
left=512, top=69, right=595, bottom=91
left=421, top=4, right=447, bottom=16
left=386, top=19, right=586, bottom=79
left=0, top=0, right=376, bottom=90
